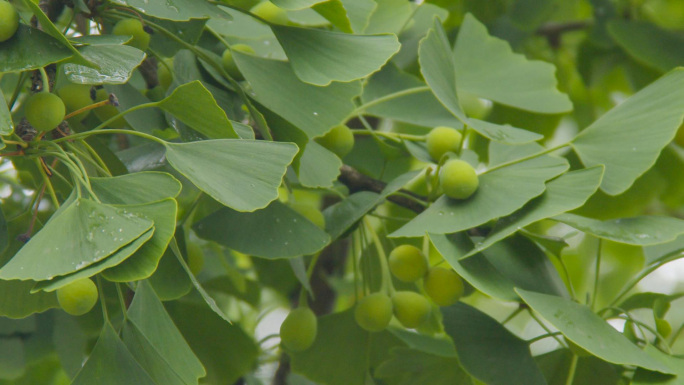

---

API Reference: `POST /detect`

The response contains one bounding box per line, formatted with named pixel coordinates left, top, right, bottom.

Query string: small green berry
left=426, top=126, right=462, bottom=162
left=112, top=18, right=150, bottom=51
left=423, top=267, right=464, bottom=307
left=24, top=92, right=66, bottom=132
left=280, top=307, right=318, bottom=352
left=0, top=0, right=19, bottom=43
left=56, top=278, right=99, bottom=316
left=250, top=1, right=289, bottom=25
left=222, top=44, right=255, bottom=80
left=315, top=125, right=355, bottom=158
left=392, top=291, right=431, bottom=329
left=388, top=245, right=427, bottom=283
left=354, top=292, right=393, bottom=332
left=439, top=159, right=479, bottom=200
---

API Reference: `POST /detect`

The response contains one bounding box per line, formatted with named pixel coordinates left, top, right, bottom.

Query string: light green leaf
left=109, top=0, right=230, bottom=21
left=90, top=172, right=181, bottom=205
left=31, top=228, right=154, bottom=292
left=70, top=35, right=130, bottom=45
left=158, top=81, right=238, bottom=139
left=166, top=300, right=259, bottom=384
left=0, top=280, right=58, bottom=318
left=608, top=20, right=684, bottom=73
left=387, top=328, right=456, bottom=358
left=193, top=200, right=330, bottom=259
left=0, top=199, right=154, bottom=281
left=125, top=281, right=206, bottom=384
left=121, top=322, right=187, bottom=385
left=64, top=45, right=146, bottom=85
left=467, top=118, right=543, bottom=144
left=102, top=199, right=177, bottom=282
left=0, top=25, right=72, bottom=73
left=442, top=303, right=547, bottom=385
left=313, top=0, right=353, bottom=33
left=339, top=0, right=376, bottom=33
left=553, top=213, right=684, bottom=246
left=375, top=348, right=473, bottom=385
left=290, top=310, right=402, bottom=385
left=536, top=349, right=621, bottom=385
left=431, top=233, right=568, bottom=301
left=363, top=0, right=413, bottom=34
left=71, top=322, right=156, bottom=385
left=390, top=156, right=568, bottom=237
left=105, top=83, right=167, bottom=135
left=297, top=141, right=342, bottom=188
left=571, top=69, right=684, bottom=195
left=233, top=52, right=361, bottom=138
left=272, top=25, right=400, bottom=86
left=19, top=0, right=93, bottom=66
left=454, top=14, right=572, bottom=113
left=418, top=19, right=467, bottom=122
left=517, top=289, right=674, bottom=374
left=271, top=0, right=326, bottom=9
left=633, top=345, right=684, bottom=384
left=148, top=249, right=192, bottom=301
left=0, top=91, right=13, bottom=135
left=164, top=139, right=298, bottom=212
left=463, top=167, right=604, bottom=258
left=360, top=64, right=462, bottom=128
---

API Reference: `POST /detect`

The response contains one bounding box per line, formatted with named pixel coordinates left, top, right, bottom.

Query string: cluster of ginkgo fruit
left=280, top=244, right=466, bottom=352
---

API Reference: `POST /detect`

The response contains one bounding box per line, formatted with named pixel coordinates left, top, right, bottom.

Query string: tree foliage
left=2, top=0, right=684, bottom=384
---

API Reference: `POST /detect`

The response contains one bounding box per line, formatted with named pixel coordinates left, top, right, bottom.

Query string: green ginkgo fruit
left=388, top=245, right=428, bottom=283
left=426, top=126, right=462, bottom=162
left=56, top=278, right=99, bottom=316
left=24, top=92, right=66, bottom=132
left=280, top=307, right=318, bottom=352
left=423, top=267, right=464, bottom=307
left=439, top=159, right=479, bottom=200
left=354, top=292, right=393, bottom=332
left=392, top=291, right=431, bottom=328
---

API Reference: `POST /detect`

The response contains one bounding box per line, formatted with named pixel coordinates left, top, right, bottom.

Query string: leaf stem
left=483, top=143, right=570, bottom=174
left=364, top=217, right=394, bottom=295
left=565, top=354, right=578, bottom=385
left=349, top=86, right=431, bottom=118
left=38, top=67, right=50, bottom=92
left=527, top=331, right=563, bottom=345
left=528, top=308, right=566, bottom=347
left=353, top=130, right=426, bottom=142
left=34, top=158, right=59, bottom=208
left=115, top=283, right=128, bottom=322
left=48, top=128, right=166, bottom=146
left=590, top=239, right=602, bottom=310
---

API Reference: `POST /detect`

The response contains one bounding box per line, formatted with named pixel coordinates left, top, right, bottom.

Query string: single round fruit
left=56, top=278, right=99, bottom=316
left=391, top=291, right=431, bottom=328
left=315, top=125, right=355, bottom=158
left=354, top=292, right=393, bottom=332
left=290, top=202, right=325, bottom=229
left=656, top=318, right=672, bottom=338
left=280, top=307, right=318, bottom=352
left=439, top=159, right=479, bottom=200
left=57, top=84, right=93, bottom=117
left=388, top=245, right=427, bottom=283
left=112, top=18, right=150, bottom=51
left=221, top=44, right=255, bottom=80
left=24, top=92, right=66, bottom=132
left=187, top=242, right=205, bottom=275
left=0, top=0, right=19, bottom=42
left=157, top=58, right=174, bottom=90
left=423, top=267, right=464, bottom=307
left=459, top=91, right=491, bottom=119
left=93, top=89, right=127, bottom=128
left=426, top=126, right=462, bottom=162
left=250, top=1, right=289, bottom=25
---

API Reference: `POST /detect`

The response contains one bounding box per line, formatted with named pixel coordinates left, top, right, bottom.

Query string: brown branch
left=535, top=20, right=591, bottom=48
left=338, top=165, right=426, bottom=213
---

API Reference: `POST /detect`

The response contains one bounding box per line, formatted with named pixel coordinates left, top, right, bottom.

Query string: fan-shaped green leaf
left=232, top=52, right=361, bottom=138
left=90, top=172, right=181, bottom=205
left=375, top=348, right=473, bottom=385
left=463, top=167, right=604, bottom=259
left=517, top=289, right=674, bottom=374
left=193, top=201, right=330, bottom=259
left=32, top=228, right=154, bottom=292
left=572, top=69, right=684, bottom=195
left=71, top=323, right=156, bottom=385
left=272, top=25, right=400, bottom=86
left=164, top=139, right=298, bottom=212
left=102, top=199, right=177, bottom=282
left=553, top=213, right=684, bottom=246
left=0, top=280, right=58, bottom=318
left=0, top=25, right=72, bottom=73
left=109, top=0, right=230, bottom=21
left=19, top=0, right=93, bottom=66
left=454, top=14, right=572, bottom=113
left=608, top=20, right=684, bottom=73
left=124, top=281, right=206, bottom=384
left=158, top=81, right=238, bottom=139
left=0, top=199, right=154, bottom=281
left=391, top=156, right=568, bottom=237
left=64, top=45, right=145, bottom=85
left=442, top=303, right=547, bottom=385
